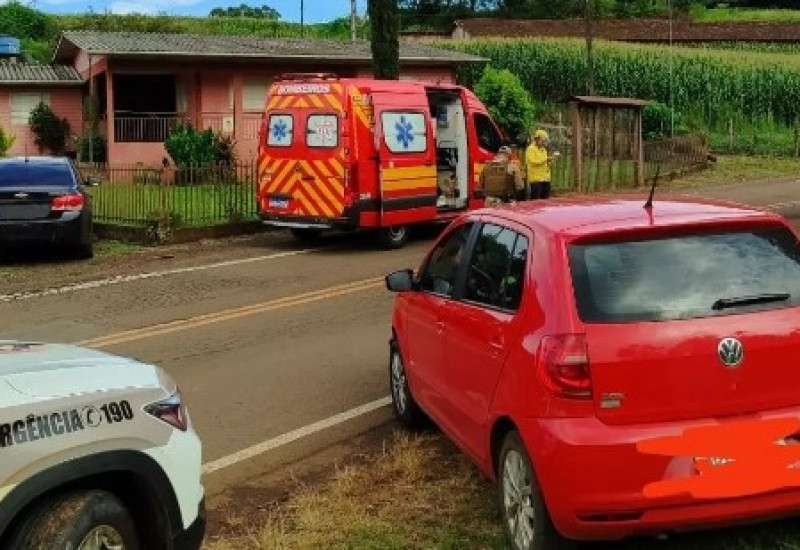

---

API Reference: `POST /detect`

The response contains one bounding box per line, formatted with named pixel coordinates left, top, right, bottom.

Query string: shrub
left=164, top=122, right=216, bottom=167
left=473, top=66, right=536, bottom=146
left=78, top=134, right=107, bottom=163
left=29, top=102, right=71, bottom=155
left=0, top=124, right=16, bottom=157
left=643, top=102, right=688, bottom=140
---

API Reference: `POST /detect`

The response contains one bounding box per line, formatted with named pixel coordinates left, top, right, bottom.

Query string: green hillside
left=1, top=4, right=365, bottom=64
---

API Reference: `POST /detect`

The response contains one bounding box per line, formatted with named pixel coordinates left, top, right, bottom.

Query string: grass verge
left=205, top=429, right=506, bottom=550
left=663, top=154, right=800, bottom=189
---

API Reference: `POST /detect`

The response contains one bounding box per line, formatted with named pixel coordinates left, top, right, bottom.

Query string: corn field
left=681, top=42, right=800, bottom=55
left=442, top=38, right=800, bottom=131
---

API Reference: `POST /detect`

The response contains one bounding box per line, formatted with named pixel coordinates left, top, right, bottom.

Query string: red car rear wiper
left=712, top=293, right=791, bottom=311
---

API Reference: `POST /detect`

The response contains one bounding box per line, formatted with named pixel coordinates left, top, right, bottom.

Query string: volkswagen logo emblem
left=718, top=337, right=744, bottom=368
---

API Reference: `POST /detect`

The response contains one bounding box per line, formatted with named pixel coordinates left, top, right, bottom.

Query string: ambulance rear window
left=267, top=114, right=293, bottom=147
left=307, top=114, right=339, bottom=148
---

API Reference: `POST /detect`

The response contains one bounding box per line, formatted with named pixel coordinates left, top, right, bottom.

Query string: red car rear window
left=567, top=225, right=800, bottom=323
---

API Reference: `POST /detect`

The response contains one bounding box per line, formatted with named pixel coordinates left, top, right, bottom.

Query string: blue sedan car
left=0, top=156, right=94, bottom=259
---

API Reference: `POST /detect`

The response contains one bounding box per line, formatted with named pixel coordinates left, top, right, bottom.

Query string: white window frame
left=243, top=78, right=272, bottom=112
left=10, top=92, right=50, bottom=126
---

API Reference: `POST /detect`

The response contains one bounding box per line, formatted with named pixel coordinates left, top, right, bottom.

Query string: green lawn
left=89, top=183, right=257, bottom=227
left=692, top=6, right=800, bottom=23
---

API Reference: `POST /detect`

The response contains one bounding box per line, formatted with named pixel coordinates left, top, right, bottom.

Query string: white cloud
left=106, top=0, right=202, bottom=14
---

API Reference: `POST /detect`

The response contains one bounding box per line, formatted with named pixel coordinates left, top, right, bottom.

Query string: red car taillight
left=145, top=390, right=188, bottom=431
left=537, top=334, right=592, bottom=399
left=51, top=193, right=85, bottom=212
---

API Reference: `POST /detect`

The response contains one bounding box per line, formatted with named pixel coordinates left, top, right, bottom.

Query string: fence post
left=794, top=118, right=800, bottom=157
left=729, top=119, right=734, bottom=153
left=634, top=108, right=644, bottom=188
left=571, top=101, right=582, bottom=193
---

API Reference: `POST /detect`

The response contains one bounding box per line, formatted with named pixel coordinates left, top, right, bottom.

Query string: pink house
left=0, top=59, right=83, bottom=157
left=50, top=31, right=485, bottom=167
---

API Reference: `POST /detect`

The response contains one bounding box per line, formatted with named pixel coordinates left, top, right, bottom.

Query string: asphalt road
left=0, top=178, right=798, bottom=498
left=0, top=228, right=439, bottom=493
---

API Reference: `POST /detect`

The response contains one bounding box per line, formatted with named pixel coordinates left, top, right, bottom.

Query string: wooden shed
left=569, top=95, right=652, bottom=191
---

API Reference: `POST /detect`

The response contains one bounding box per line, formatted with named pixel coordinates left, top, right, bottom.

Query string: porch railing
left=114, top=113, right=187, bottom=143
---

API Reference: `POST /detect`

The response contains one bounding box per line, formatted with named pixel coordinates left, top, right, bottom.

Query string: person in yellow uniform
left=525, top=129, right=556, bottom=200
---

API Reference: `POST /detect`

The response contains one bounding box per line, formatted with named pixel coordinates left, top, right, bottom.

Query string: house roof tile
left=54, top=30, right=487, bottom=65
left=0, top=59, right=83, bottom=85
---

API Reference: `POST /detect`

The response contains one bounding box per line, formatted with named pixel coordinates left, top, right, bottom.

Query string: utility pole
left=300, top=0, right=305, bottom=38
left=351, top=0, right=357, bottom=41
left=585, top=0, right=595, bottom=95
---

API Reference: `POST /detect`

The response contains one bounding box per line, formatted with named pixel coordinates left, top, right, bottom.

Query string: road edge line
left=201, top=396, right=393, bottom=476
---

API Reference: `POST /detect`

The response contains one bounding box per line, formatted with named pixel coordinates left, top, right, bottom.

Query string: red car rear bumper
left=518, top=409, right=800, bottom=541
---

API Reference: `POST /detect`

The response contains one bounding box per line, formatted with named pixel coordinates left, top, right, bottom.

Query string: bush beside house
left=0, top=124, right=16, bottom=157
left=28, top=102, right=71, bottom=156
left=473, top=66, right=536, bottom=146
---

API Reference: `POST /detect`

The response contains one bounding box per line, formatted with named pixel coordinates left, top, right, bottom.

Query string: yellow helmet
left=533, top=129, right=548, bottom=141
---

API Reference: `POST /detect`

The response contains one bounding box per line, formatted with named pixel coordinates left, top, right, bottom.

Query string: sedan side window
left=464, top=223, right=529, bottom=311
left=419, top=222, right=474, bottom=297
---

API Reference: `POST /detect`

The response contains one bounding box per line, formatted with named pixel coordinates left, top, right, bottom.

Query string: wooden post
left=593, top=107, right=602, bottom=192
left=634, top=108, right=645, bottom=187
left=608, top=109, right=616, bottom=190
left=571, top=101, right=582, bottom=192
left=729, top=118, right=734, bottom=153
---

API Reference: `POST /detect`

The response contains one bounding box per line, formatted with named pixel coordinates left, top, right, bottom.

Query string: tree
left=474, top=67, right=536, bottom=146
left=209, top=4, right=280, bottom=19
left=0, top=2, right=53, bottom=40
left=368, top=0, right=400, bottom=80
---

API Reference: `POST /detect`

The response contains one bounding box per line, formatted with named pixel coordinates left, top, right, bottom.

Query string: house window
left=306, top=114, right=338, bottom=148
left=10, top=92, right=49, bottom=126
left=267, top=114, right=293, bottom=147
left=382, top=111, right=427, bottom=154
left=243, top=78, right=272, bottom=112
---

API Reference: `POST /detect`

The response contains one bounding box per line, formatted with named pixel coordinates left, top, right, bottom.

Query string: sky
left=20, top=0, right=368, bottom=21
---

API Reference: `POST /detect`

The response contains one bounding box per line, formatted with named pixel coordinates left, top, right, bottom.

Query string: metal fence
left=78, top=162, right=259, bottom=228
left=81, top=133, right=708, bottom=229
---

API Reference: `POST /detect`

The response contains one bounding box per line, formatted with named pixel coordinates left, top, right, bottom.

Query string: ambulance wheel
left=376, top=226, right=409, bottom=249
left=290, top=228, right=323, bottom=245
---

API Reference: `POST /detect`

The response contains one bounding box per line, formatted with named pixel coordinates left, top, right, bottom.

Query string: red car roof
left=475, top=194, right=783, bottom=237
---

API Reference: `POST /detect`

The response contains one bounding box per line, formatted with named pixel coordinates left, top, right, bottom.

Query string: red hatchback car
left=385, top=195, right=800, bottom=549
